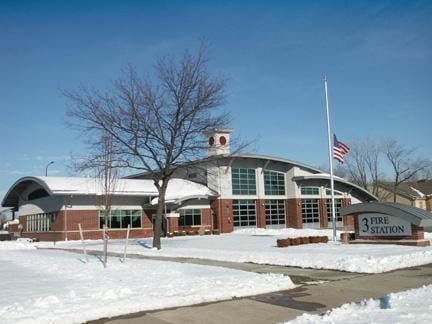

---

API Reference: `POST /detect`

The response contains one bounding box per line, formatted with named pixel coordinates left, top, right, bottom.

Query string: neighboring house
left=1, top=129, right=377, bottom=241
left=376, top=180, right=432, bottom=212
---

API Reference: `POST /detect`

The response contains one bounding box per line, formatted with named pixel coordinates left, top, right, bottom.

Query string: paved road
left=45, top=249, right=432, bottom=324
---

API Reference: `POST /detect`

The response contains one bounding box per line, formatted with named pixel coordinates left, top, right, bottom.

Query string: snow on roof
left=151, top=179, right=218, bottom=205
left=6, top=176, right=217, bottom=199
left=34, top=176, right=157, bottom=196
left=409, top=186, right=425, bottom=198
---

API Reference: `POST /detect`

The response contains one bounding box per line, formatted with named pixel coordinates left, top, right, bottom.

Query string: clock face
left=219, top=136, right=227, bottom=145
left=209, top=137, right=215, bottom=146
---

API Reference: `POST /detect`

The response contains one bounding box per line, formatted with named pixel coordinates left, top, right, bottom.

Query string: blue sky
left=1, top=0, right=431, bottom=201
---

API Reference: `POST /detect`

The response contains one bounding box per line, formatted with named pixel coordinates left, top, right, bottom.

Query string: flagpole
left=324, top=76, right=337, bottom=242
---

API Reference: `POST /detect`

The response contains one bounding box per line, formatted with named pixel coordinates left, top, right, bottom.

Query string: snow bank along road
left=37, top=228, right=432, bottom=273
left=0, top=241, right=295, bottom=324
left=288, top=284, right=432, bottom=324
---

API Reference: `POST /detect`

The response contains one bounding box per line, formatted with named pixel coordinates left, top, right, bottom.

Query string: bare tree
left=65, top=46, right=229, bottom=249
left=73, top=133, right=119, bottom=266
left=343, top=138, right=381, bottom=196
left=96, top=134, right=119, bottom=267
left=384, top=139, right=431, bottom=202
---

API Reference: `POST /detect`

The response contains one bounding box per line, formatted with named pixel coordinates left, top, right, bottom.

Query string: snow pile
left=0, top=249, right=294, bottom=324
left=288, top=285, right=432, bottom=323
left=0, top=238, right=35, bottom=250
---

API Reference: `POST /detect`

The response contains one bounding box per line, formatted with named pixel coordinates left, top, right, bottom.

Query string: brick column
left=166, top=216, right=179, bottom=233
left=211, top=199, right=233, bottom=233
left=319, top=198, right=328, bottom=228
left=201, top=208, right=212, bottom=228
left=256, top=199, right=266, bottom=228
left=286, top=198, right=302, bottom=228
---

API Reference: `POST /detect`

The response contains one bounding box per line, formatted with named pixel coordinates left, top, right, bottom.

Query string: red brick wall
left=58, top=210, right=100, bottom=231
left=353, top=215, right=424, bottom=240
left=18, top=209, right=154, bottom=242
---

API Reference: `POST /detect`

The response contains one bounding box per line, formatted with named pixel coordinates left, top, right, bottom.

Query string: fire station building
left=2, top=129, right=376, bottom=241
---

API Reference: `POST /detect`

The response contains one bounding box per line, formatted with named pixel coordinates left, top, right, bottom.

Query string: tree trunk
left=153, top=187, right=166, bottom=250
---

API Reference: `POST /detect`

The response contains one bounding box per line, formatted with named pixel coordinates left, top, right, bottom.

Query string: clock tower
left=207, top=128, right=232, bottom=156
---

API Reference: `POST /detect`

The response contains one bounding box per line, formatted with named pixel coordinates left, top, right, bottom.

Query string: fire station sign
left=358, top=213, right=412, bottom=237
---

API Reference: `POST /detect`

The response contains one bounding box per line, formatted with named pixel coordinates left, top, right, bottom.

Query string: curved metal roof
left=230, top=154, right=323, bottom=173
left=340, top=202, right=432, bottom=227
left=292, top=174, right=378, bottom=201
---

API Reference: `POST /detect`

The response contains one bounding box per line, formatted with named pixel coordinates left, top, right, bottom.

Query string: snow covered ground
left=288, top=285, right=432, bottom=324
left=0, top=240, right=294, bottom=324
left=36, top=228, right=432, bottom=273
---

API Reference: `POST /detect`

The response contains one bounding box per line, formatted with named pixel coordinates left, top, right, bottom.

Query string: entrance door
left=301, top=199, right=320, bottom=228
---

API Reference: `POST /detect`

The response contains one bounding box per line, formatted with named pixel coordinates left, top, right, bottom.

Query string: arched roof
left=292, top=174, right=378, bottom=201
left=341, top=202, right=432, bottom=227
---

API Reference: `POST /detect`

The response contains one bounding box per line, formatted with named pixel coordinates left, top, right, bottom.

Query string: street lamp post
left=45, top=161, right=54, bottom=176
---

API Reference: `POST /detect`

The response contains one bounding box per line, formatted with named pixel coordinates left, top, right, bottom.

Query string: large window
left=27, top=213, right=54, bottom=232
left=301, top=186, right=320, bottom=195
left=99, top=210, right=141, bottom=229
left=265, top=200, right=286, bottom=226
left=179, top=209, right=201, bottom=227
left=264, top=171, right=285, bottom=195
left=232, top=199, right=256, bottom=227
left=232, top=168, right=256, bottom=195
left=327, top=199, right=343, bottom=222
left=301, top=199, right=320, bottom=224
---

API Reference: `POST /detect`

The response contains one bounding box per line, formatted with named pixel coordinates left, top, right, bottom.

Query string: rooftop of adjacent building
left=378, top=180, right=432, bottom=199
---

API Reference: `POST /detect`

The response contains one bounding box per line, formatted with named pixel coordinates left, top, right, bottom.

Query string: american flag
left=333, top=134, right=350, bottom=164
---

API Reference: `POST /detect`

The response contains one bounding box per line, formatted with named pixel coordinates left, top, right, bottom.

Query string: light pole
left=45, top=161, right=54, bottom=176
